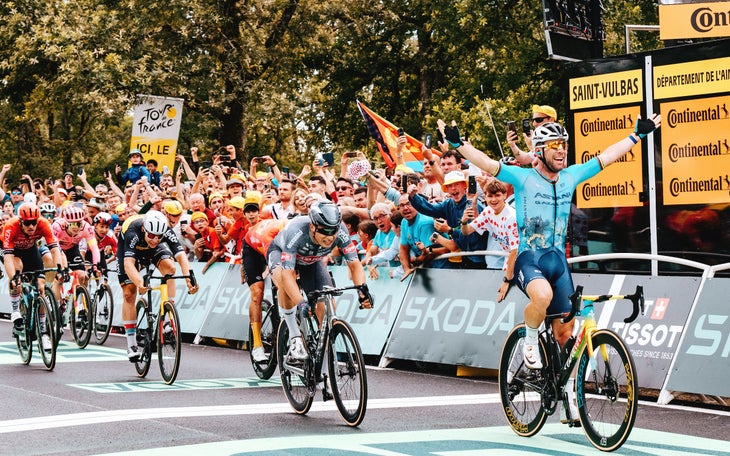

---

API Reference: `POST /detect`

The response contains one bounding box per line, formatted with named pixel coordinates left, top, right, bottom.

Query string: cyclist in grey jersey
left=438, top=114, right=661, bottom=371
left=267, top=201, right=372, bottom=364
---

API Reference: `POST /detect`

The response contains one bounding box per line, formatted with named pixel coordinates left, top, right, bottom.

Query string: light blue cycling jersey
left=496, top=158, right=602, bottom=254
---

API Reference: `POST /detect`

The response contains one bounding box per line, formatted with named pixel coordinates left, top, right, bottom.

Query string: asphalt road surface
left=1, top=319, right=729, bottom=456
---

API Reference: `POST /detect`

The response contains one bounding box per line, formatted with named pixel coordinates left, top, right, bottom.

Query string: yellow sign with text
left=659, top=3, right=730, bottom=40
left=573, top=106, right=643, bottom=209
left=569, top=70, right=643, bottom=110
left=654, top=56, right=730, bottom=100
left=660, top=96, right=730, bottom=206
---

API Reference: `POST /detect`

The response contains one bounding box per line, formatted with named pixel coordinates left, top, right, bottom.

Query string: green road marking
left=0, top=340, right=128, bottom=364
left=92, top=424, right=730, bottom=456
left=69, top=377, right=281, bottom=393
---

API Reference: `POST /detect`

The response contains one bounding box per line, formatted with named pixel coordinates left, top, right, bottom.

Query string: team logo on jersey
left=343, top=243, right=357, bottom=255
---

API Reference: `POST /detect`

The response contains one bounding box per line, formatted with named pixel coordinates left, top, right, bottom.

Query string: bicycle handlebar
left=143, top=270, right=198, bottom=289
left=306, top=284, right=367, bottom=303
left=561, top=285, right=645, bottom=324
left=12, top=265, right=64, bottom=285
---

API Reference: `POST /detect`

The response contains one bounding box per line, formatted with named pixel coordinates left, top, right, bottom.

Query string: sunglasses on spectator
left=12, top=191, right=22, bottom=195
left=335, top=186, right=351, bottom=191
left=314, top=225, right=338, bottom=236
left=532, top=116, right=549, bottom=123
left=22, top=219, right=38, bottom=226
left=542, top=140, right=567, bottom=150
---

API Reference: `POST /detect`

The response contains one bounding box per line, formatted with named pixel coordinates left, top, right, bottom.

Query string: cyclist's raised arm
left=437, top=119, right=500, bottom=177
left=598, top=114, right=661, bottom=168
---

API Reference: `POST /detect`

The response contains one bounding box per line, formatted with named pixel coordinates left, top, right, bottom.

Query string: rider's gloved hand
left=91, top=263, right=101, bottom=278
left=10, top=274, right=21, bottom=290
left=357, top=283, right=374, bottom=309
left=62, top=268, right=71, bottom=283
left=443, top=123, right=463, bottom=149
left=634, top=117, right=657, bottom=138
left=500, top=156, right=518, bottom=166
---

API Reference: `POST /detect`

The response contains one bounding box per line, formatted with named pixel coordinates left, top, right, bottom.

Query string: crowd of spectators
left=0, top=123, right=528, bottom=284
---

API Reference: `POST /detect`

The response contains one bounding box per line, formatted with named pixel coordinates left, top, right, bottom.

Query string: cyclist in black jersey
left=117, top=210, right=198, bottom=360
left=267, top=201, right=373, bottom=363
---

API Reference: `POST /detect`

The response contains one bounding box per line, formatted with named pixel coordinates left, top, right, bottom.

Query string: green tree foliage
left=0, top=0, right=662, bottom=185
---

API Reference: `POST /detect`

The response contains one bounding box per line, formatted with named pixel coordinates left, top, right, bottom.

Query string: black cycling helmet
left=308, top=201, right=342, bottom=235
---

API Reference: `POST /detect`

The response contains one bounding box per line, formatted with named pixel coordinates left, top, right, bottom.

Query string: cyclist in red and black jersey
left=3, top=203, right=64, bottom=351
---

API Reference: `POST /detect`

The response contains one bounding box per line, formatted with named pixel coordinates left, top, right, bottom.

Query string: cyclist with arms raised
left=438, top=115, right=661, bottom=370
left=4, top=203, right=65, bottom=350
left=267, top=201, right=373, bottom=364
left=117, top=210, right=198, bottom=360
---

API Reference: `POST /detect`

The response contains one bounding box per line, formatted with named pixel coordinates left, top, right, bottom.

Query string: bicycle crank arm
left=282, top=361, right=306, bottom=377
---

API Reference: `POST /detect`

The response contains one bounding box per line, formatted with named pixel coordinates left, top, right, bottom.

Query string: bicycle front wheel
left=134, top=299, right=152, bottom=378
left=327, top=319, right=367, bottom=427
left=276, top=321, right=314, bottom=415
left=15, top=296, right=32, bottom=365
left=158, top=301, right=181, bottom=385
left=36, top=297, right=57, bottom=370
left=92, top=284, right=114, bottom=345
left=498, top=324, right=548, bottom=437
left=249, top=299, right=278, bottom=380
left=577, top=329, right=638, bottom=452
left=70, top=286, right=92, bottom=348
left=44, top=284, right=62, bottom=346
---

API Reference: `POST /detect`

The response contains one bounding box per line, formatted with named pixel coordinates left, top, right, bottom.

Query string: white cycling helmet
left=39, top=202, right=57, bottom=214
left=143, top=210, right=168, bottom=236
left=532, top=122, right=569, bottom=148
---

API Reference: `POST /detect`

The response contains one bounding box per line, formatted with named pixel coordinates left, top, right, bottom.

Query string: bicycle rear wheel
left=70, top=286, right=92, bottom=348
left=36, top=297, right=57, bottom=370
left=15, top=296, right=32, bottom=365
left=577, top=329, right=638, bottom=452
left=498, top=324, right=549, bottom=437
left=92, top=284, right=114, bottom=345
left=134, top=299, right=152, bottom=378
left=158, top=301, right=181, bottom=385
left=327, top=319, right=367, bottom=427
left=276, top=321, right=314, bottom=415
left=249, top=299, right=278, bottom=380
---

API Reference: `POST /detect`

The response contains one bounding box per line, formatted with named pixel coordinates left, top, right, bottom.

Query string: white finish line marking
left=0, top=394, right=502, bottom=433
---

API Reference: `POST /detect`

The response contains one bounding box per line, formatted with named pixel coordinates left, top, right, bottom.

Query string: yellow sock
left=251, top=322, right=262, bottom=348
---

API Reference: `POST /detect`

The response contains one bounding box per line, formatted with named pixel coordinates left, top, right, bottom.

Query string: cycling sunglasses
left=22, top=219, right=38, bottom=227
left=145, top=231, right=163, bottom=240
left=68, top=221, right=81, bottom=228
left=542, top=140, right=567, bottom=150
left=314, top=225, right=338, bottom=236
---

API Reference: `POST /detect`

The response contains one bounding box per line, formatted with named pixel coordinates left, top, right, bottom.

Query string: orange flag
left=357, top=100, right=438, bottom=169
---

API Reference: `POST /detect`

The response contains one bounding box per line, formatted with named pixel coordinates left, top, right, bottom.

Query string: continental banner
left=659, top=3, right=730, bottom=41
left=654, top=56, right=730, bottom=100
left=660, top=95, right=730, bottom=206
left=573, top=106, right=644, bottom=208
left=666, top=277, right=730, bottom=397
left=130, top=95, right=184, bottom=173
left=569, top=69, right=643, bottom=110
